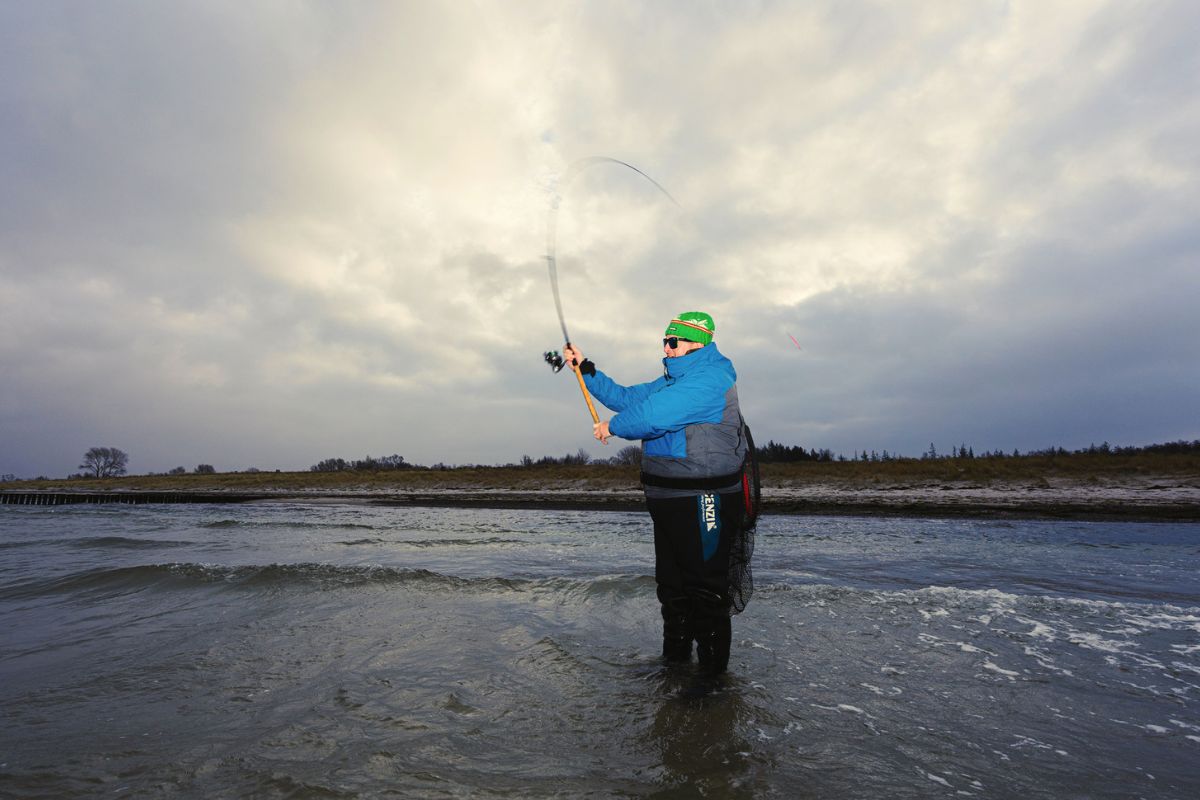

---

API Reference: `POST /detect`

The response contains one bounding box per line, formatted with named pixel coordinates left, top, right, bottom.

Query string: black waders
left=648, top=492, right=743, bottom=674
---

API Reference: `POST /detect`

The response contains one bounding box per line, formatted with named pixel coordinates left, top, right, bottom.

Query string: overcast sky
left=2, top=1, right=1198, bottom=478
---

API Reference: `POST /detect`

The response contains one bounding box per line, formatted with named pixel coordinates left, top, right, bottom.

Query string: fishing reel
left=544, top=347, right=600, bottom=424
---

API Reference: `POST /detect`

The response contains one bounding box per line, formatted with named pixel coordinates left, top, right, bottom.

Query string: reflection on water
left=644, top=671, right=763, bottom=800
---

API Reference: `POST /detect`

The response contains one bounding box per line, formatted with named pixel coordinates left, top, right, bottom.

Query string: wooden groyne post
left=0, top=492, right=273, bottom=506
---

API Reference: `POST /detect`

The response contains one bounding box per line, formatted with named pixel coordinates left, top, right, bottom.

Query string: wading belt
left=640, top=469, right=743, bottom=491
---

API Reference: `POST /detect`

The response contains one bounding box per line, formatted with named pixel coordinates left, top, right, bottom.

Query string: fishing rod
left=543, top=157, right=680, bottom=424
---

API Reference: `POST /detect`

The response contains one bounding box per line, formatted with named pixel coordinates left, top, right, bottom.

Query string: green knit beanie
left=664, top=311, right=715, bottom=345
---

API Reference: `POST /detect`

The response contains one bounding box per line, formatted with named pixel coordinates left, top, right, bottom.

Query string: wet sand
left=8, top=476, right=1197, bottom=521
left=347, top=479, right=1200, bottom=521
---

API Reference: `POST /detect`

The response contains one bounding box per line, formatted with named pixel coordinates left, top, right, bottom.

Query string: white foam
left=922, top=585, right=1022, bottom=605
left=1067, top=631, right=1133, bottom=653
left=1023, top=645, right=1074, bottom=677
left=1102, top=627, right=1143, bottom=636
left=860, top=682, right=902, bottom=696
left=920, top=770, right=953, bottom=788
left=1128, top=612, right=1200, bottom=631
left=1013, top=616, right=1056, bottom=639
left=1169, top=661, right=1200, bottom=676
left=1011, top=734, right=1054, bottom=750
left=984, top=661, right=1019, bottom=679
left=813, top=703, right=874, bottom=720
left=1123, top=652, right=1166, bottom=670
left=781, top=583, right=1200, bottom=624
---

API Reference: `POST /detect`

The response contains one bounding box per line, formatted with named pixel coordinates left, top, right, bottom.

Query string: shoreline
left=3, top=484, right=1199, bottom=522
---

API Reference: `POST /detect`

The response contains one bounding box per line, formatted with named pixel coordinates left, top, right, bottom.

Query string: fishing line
left=545, top=156, right=680, bottom=346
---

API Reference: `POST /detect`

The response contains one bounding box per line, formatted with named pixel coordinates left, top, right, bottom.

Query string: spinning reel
left=543, top=348, right=599, bottom=423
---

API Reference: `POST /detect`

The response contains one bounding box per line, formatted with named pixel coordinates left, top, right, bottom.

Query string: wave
left=0, top=540, right=39, bottom=550
left=0, top=563, right=654, bottom=602
left=0, top=536, right=191, bottom=552
left=335, top=536, right=530, bottom=548
left=65, top=536, right=192, bottom=550
left=525, top=573, right=657, bottom=603
left=200, top=520, right=378, bottom=531
left=757, top=581, right=1200, bottom=619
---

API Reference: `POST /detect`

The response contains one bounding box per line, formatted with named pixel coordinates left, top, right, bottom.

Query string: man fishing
left=563, top=311, right=750, bottom=675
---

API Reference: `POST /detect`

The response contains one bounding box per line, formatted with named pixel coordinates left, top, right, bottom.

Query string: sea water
left=1, top=502, right=1198, bottom=798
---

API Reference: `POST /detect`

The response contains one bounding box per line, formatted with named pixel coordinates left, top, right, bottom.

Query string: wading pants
left=646, top=490, right=744, bottom=674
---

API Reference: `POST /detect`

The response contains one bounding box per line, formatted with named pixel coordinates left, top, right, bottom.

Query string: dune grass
left=3, top=451, right=1198, bottom=493
left=762, top=451, right=1200, bottom=485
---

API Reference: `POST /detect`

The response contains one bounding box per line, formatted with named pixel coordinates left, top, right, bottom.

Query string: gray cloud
left=2, top=1, right=1197, bottom=478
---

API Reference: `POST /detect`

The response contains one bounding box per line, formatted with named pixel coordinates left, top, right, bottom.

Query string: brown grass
left=3, top=451, right=1198, bottom=493
left=0, top=464, right=641, bottom=493
left=763, top=451, right=1200, bottom=486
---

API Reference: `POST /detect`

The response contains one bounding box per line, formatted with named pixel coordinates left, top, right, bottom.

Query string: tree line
left=20, top=438, right=1197, bottom=484
left=517, top=446, right=643, bottom=468
left=309, top=447, right=645, bottom=471
left=68, top=447, right=228, bottom=479
left=516, top=438, right=1200, bottom=467
left=756, top=438, right=1200, bottom=464
left=310, top=454, right=415, bottom=472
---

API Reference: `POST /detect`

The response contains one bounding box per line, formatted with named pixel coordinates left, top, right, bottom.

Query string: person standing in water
left=563, top=311, right=751, bottom=675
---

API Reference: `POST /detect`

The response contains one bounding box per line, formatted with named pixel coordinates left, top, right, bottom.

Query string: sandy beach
left=5, top=473, right=1198, bottom=521
left=757, top=476, right=1200, bottom=520
left=317, top=477, right=1200, bottom=521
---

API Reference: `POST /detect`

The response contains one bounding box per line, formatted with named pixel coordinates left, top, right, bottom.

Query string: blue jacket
left=584, top=343, right=747, bottom=496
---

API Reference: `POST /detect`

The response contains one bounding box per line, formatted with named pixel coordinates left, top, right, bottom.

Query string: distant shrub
left=756, top=440, right=833, bottom=463
left=310, top=454, right=417, bottom=472
left=750, top=438, right=1200, bottom=467
left=612, top=445, right=642, bottom=466
left=521, top=449, right=593, bottom=467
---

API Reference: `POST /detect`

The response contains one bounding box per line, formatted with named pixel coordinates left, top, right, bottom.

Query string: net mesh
left=728, top=422, right=760, bottom=615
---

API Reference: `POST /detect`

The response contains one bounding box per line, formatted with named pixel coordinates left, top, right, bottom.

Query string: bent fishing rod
left=542, top=157, right=680, bottom=425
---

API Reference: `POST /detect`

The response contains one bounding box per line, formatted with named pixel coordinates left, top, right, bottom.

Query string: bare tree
left=613, top=445, right=642, bottom=466
left=562, top=448, right=591, bottom=466
left=79, top=447, right=129, bottom=478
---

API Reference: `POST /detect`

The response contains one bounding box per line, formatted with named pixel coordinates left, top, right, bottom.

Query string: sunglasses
left=662, top=337, right=694, bottom=348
